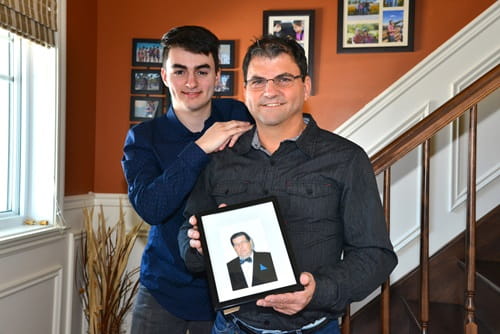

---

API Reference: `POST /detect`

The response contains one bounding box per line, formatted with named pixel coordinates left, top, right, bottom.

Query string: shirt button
left=270, top=160, right=275, bottom=166
left=263, top=189, right=269, bottom=195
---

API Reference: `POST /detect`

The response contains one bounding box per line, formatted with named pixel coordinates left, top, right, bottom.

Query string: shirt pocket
left=211, top=181, right=254, bottom=205
left=280, top=179, right=341, bottom=221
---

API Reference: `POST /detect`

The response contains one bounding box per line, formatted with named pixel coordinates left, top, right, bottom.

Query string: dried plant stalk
left=77, top=203, right=143, bottom=334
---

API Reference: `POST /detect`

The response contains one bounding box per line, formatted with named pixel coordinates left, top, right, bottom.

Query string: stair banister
left=340, top=65, right=499, bottom=333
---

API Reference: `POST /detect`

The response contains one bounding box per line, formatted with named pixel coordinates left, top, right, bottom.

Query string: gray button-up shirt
left=179, top=114, right=397, bottom=330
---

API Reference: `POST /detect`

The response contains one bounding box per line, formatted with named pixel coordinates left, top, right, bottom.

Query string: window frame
left=0, top=0, right=67, bottom=243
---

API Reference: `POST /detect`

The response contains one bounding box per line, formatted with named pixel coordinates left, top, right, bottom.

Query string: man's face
left=161, top=47, right=219, bottom=114
left=244, top=53, right=311, bottom=129
left=232, top=235, right=252, bottom=259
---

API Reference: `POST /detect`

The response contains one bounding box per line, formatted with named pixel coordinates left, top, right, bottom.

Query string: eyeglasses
left=245, top=74, right=303, bottom=90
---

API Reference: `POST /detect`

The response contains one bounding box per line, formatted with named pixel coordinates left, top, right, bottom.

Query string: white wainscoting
left=0, top=235, right=68, bottom=334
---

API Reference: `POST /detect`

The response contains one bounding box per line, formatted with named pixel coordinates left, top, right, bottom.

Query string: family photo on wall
left=337, top=0, right=414, bottom=53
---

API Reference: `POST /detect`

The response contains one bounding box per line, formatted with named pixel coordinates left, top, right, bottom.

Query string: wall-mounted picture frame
left=130, top=96, right=162, bottom=121
left=219, top=40, right=235, bottom=68
left=132, top=38, right=163, bottom=67
left=337, top=0, right=415, bottom=53
left=263, top=10, right=315, bottom=88
left=131, top=69, right=164, bottom=94
left=214, top=71, right=235, bottom=96
left=197, top=197, right=303, bottom=311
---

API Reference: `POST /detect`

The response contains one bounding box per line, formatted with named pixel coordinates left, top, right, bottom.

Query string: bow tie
left=240, top=257, right=252, bottom=264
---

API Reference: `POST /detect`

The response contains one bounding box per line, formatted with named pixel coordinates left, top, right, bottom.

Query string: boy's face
left=161, top=47, right=219, bottom=114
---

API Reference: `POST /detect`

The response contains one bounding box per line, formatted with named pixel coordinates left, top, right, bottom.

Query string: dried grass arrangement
left=77, top=204, right=143, bottom=334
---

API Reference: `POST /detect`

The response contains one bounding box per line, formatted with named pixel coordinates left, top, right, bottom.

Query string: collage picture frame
left=337, top=0, right=415, bottom=53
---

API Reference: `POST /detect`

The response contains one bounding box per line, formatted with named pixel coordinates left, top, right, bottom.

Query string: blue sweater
left=122, top=98, right=252, bottom=320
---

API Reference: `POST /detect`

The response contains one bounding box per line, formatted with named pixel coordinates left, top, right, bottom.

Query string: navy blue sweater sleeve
left=122, top=122, right=210, bottom=225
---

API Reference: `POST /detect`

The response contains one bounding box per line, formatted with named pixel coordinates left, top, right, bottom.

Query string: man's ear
left=303, top=75, right=312, bottom=101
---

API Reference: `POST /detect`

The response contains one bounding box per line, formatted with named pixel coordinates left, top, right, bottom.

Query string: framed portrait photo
left=132, top=38, right=163, bottom=67
left=263, top=10, right=315, bottom=90
left=214, top=71, right=235, bottom=96
left=337, top=0, right=415, bottom=53
left=219, top=40, right=235, bottom=68
left=131, top=69, right=164, bottom=94
left=130, top=96, right=162, bottom=121
left=197, top=197, right=303, bottom=311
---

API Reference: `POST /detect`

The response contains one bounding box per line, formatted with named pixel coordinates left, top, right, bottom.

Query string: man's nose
left=263, top=79, right=279, bottom=96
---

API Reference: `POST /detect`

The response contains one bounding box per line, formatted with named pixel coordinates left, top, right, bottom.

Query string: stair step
left=476, top=260, right=500, bottom=292
left=403, top=300, right=495, bottom=334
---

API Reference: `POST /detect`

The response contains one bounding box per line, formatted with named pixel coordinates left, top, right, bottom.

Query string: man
left=227, top=232, right=277, bottom=291
left=121, top=26, right=253, bottom=334
left=179, top=35, right=397, bottom=334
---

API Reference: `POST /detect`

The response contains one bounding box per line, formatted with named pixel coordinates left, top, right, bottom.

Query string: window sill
left=0, top=222, right=68, bottom=252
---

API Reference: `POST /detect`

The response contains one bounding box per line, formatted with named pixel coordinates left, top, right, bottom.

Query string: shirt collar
left=165, top=103, right=216, bottom=135
left=235, top=113, right=318, bottom=158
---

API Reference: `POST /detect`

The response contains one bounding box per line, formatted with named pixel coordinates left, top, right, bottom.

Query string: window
left=0, top=27, right=62, bottom=238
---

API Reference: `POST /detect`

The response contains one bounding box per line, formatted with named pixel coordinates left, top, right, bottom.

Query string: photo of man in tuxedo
left=227, top=232, right=277, bottom=291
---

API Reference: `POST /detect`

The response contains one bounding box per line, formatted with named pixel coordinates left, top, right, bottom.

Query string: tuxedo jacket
left=227, top=251, right=277, bottom=291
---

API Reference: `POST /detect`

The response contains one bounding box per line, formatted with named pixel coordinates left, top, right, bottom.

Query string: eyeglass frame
left=244, top=74, right=304, bottom=90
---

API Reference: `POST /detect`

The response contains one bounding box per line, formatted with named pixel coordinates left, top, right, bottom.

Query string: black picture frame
left=131, top=69, right=164, bottom=94
left=263, top=10, right=315, bottom=89
left=219, top=40, right=236, bottom=68
left=214, top=71, right=235, bottom=96
left=197, top=197, right=303, bottom=311
left=132, top=38, right=163, bottom=67
left=130, top=96, right=162, bottom=121
left=337, top=0, right=415, bottom=53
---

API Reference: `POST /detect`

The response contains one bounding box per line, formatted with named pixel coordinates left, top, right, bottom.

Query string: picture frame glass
left=130, top=97, right=163, bottom=121
left=132, top=39, right=163, bottom=67
left=214, top=71, right=234, bottom=96
left=264, top=15, right=311, bottom=65
left=263, top=10, right=315, bottom=94
left=198, top=197, right=303, bottom=311
left=219, top=40, right=235, bottom=68
left=131, top=70, right=163, bottom=94
left=337, top=0, right=414, bottom=53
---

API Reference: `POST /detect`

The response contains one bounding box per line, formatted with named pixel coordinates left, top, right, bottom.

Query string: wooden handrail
left=371, top=64, right=499, bottom=175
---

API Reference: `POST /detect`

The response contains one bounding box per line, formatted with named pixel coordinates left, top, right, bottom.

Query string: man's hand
left=195, top=121, right=253, bottom=153
left=256, top=272, right=315, bottom=315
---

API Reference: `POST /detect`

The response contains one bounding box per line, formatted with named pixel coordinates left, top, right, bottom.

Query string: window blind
left=0, top=0, right=57, bottom=47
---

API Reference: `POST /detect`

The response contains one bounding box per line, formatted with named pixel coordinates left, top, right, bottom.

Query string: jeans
left=212, top=312, right=341, bottom=334
left=130, top=284, right=213, bottom=334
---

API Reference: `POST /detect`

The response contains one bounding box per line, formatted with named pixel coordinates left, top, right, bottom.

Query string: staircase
left=348, top=205, right=500, bottom=333
left=338, top=64, right=500, bottom=334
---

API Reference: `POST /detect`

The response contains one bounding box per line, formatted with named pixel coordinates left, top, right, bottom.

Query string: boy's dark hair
left=242, top=35, right=308, bottom=81
left=161, top=25, right=220, bottom=69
